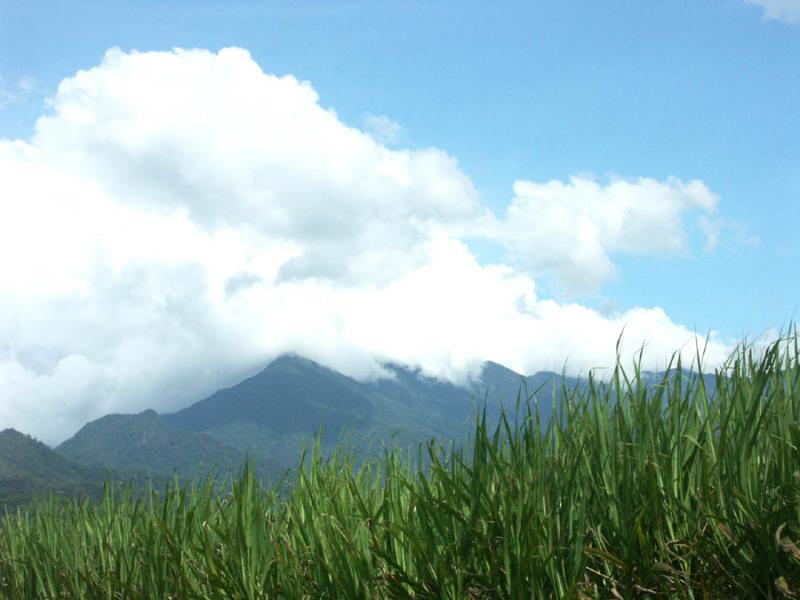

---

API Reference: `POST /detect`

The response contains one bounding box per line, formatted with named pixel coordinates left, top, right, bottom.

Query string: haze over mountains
left=2, top=354, right=711, bottom=506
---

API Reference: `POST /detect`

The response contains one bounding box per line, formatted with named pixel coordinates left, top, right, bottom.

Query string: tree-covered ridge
left=55, top=409, right=260, bottom=479
left=0, top=428, right=103, bottom=508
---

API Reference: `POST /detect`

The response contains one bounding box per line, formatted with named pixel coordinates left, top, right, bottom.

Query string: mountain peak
left=268, top=353, right=314, bottom=366
left=0, top=428, right=45, bottom=448
left=0, top=428, right=25, bottom=438
left=163, top=352, right=373, bottom=436
left=264, top=354, right=341, bottom=377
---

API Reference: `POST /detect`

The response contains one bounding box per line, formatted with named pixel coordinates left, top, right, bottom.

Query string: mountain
left=162, top=355, right=451, bottom=470
left=0, top=428, right=103, bottom=508
left=55, top=409, right=262, bottom=480
left=7, top=356, right=715, bottom=507
left=163, top=357, right=376, bottom=436
left=3, top=356, right=721, bottom=509
left=161, top=355, right=569, bottom=472
left=471, top=361, right=580, bottom=419
left=50, top=355, right=505, bottom=484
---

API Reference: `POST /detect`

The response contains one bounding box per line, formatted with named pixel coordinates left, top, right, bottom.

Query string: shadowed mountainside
left=0, top=428, right=103, bottom=507
left=160, top=355, right=564, bottom=472
left=56, top=409, right=262, bottom=479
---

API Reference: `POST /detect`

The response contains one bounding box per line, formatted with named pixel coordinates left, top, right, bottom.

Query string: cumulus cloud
left=0, top=47, right=732, bottom=444
left=34, top=48, right=480, bottom=285
left=496, top=176, right=719, bottom=293
left=746, top=0, right=800, bottom=24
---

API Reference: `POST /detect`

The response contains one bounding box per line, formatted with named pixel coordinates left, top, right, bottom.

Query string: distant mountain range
left=2, top=354, right=714, bottom=507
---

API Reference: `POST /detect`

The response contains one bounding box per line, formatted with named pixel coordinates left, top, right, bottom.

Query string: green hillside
left=56, top=409, right=266, bottom=480
left=0, top=429, right=102, bottom=508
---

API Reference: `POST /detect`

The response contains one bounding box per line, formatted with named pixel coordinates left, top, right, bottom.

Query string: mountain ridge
left=55, top=409, right=263, bottom=479
left=6, top=355, right=714, bottom=506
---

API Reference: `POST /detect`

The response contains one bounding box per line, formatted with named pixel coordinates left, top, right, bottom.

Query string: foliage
left=0, top=430, right=106, bottom=510
left=55, top=409, right=257, bottom=480
left=1, top=333, right=799, bottom=598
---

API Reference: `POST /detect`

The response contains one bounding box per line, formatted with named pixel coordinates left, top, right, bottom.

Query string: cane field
left=1, top=333, right=799, bottom=599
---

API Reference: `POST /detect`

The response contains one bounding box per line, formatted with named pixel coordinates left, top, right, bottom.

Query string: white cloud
left=497, top=176, right=719, bottom=293
left=34, top=48, right=480, bottom=284
left=746, top=0, right=800, bottom=23
left=0, top=48, right=732, bottom=444
left=364, top=113, right=402, bottom=144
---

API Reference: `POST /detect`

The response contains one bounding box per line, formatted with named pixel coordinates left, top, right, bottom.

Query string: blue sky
left=0, top=1, right=798, bottom=441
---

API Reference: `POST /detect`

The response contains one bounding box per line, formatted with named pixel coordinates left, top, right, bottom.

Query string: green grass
left=1, top=332, right=800, bottom=598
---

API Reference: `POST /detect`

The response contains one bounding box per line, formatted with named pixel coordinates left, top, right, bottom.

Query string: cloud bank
left=1, top=48, right=730, bottom=444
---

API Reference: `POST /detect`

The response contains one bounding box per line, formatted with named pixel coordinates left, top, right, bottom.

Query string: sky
left=0, top=1, right=798, bottom=444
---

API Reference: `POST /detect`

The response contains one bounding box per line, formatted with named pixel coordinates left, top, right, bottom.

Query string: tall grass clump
left=1, top=332, right=799, bottom=598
